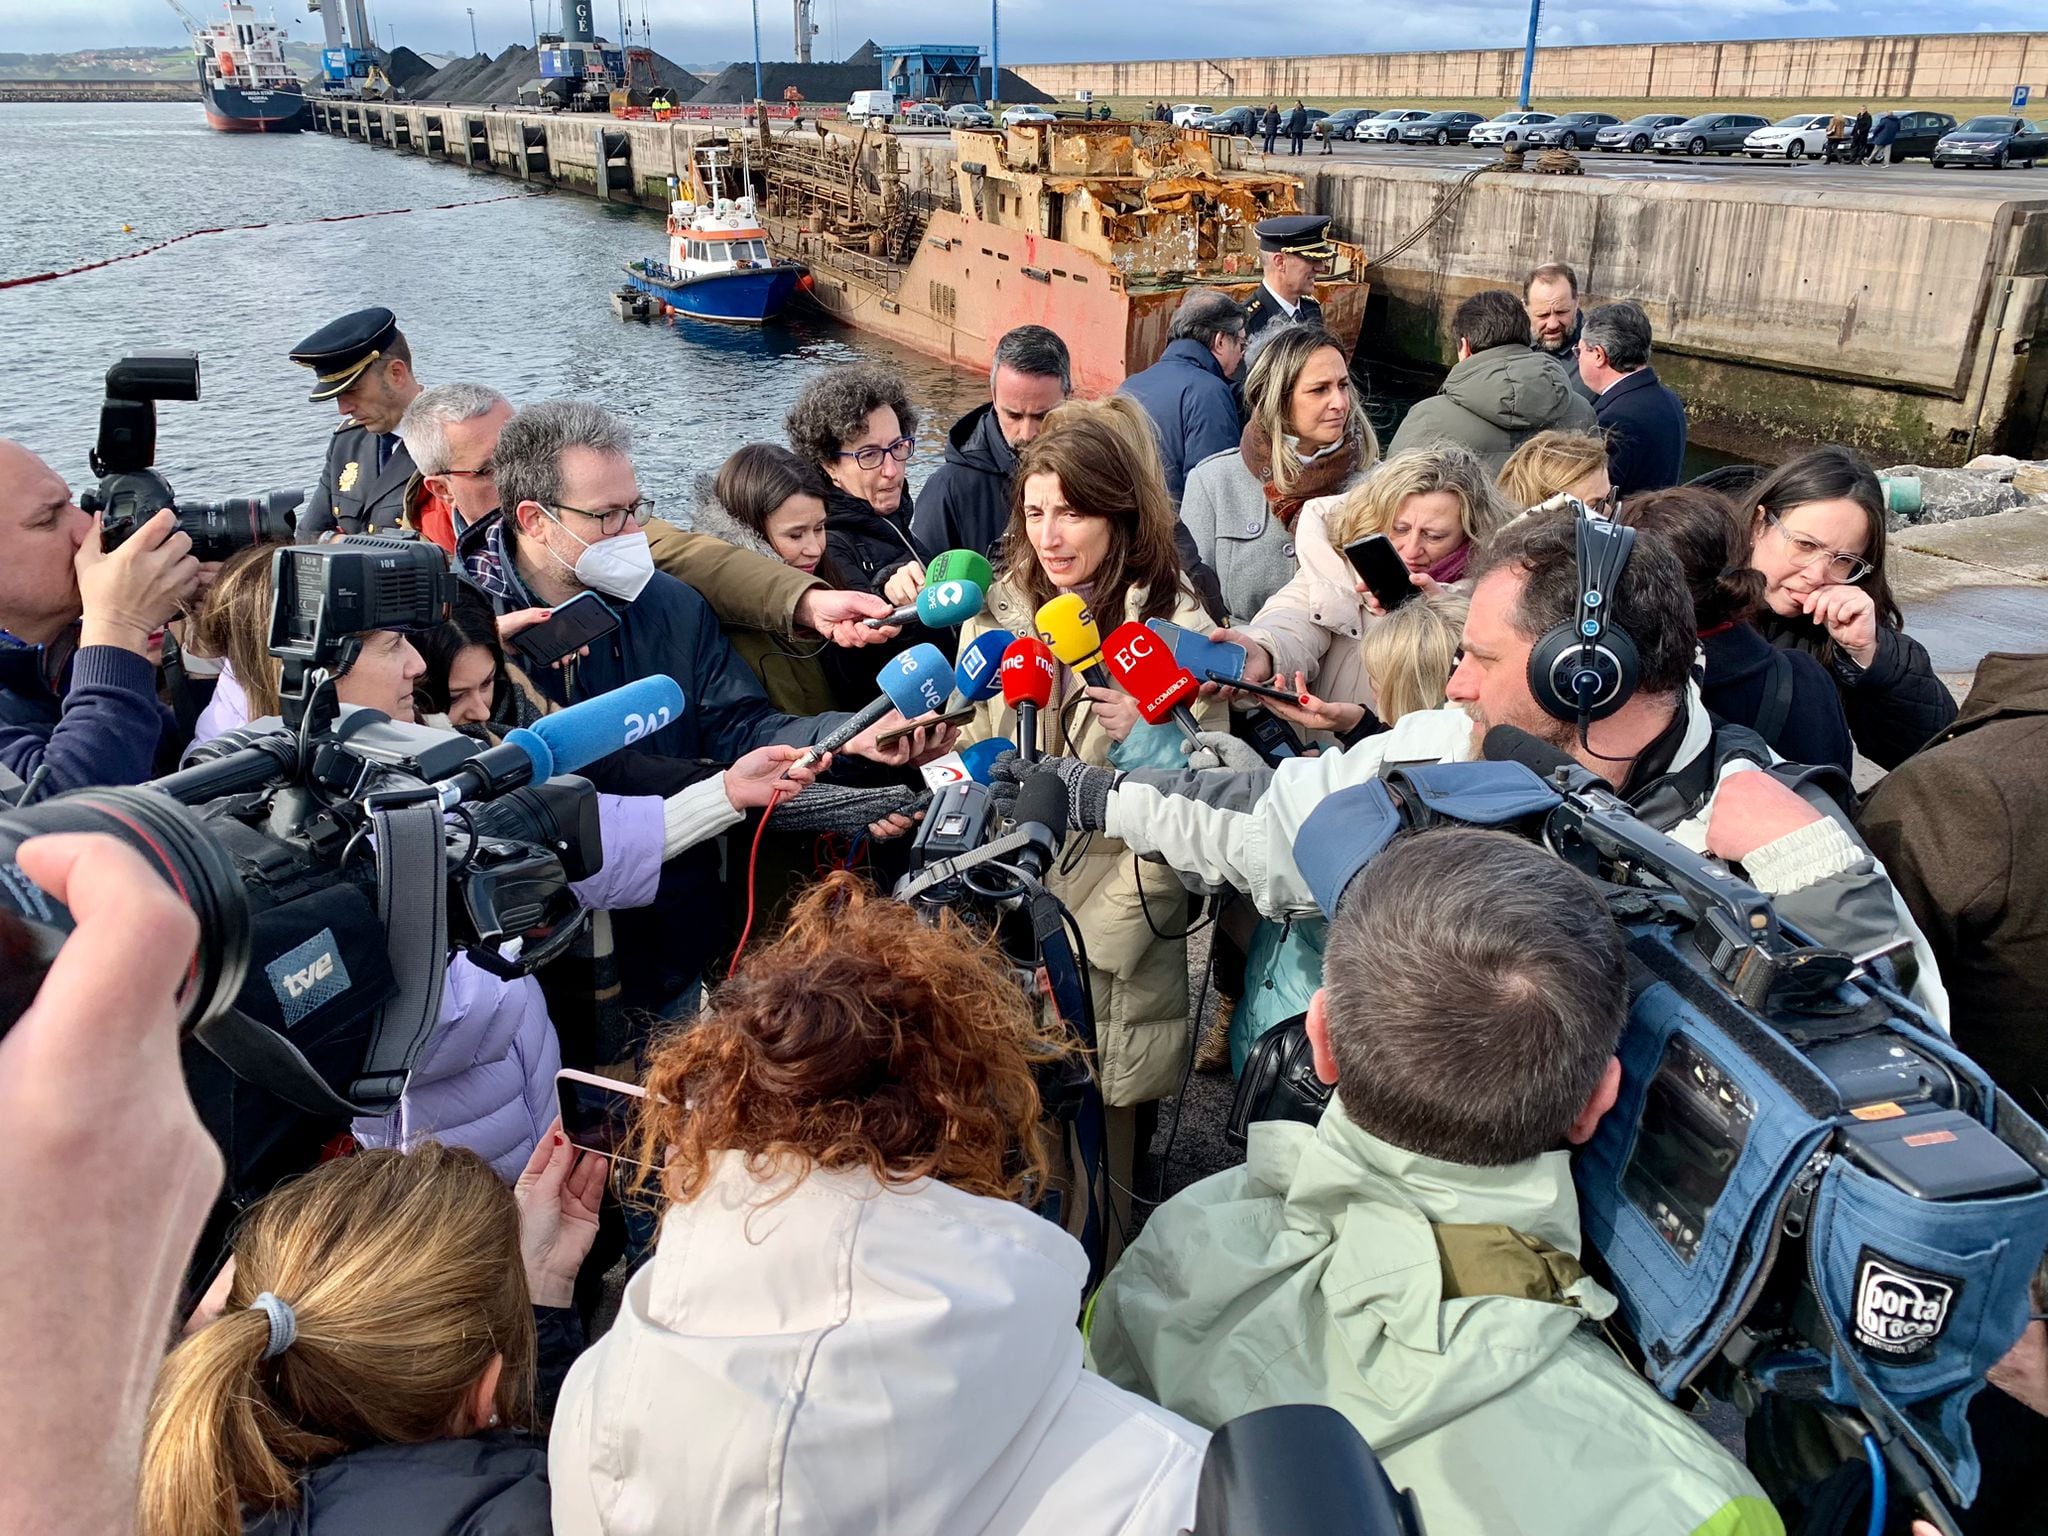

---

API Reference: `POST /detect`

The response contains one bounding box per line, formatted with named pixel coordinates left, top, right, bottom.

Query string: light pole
left=990, top=0, right=999, bottom=112
left=750, top=0, right=763, bottom=103
left=466, top=6, right=477, bottom=53
left=1518, top=0, right=1542, bottom=111
left=527, top=0, right=537, bottom=49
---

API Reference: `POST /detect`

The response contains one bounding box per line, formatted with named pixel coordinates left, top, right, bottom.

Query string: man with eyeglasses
left=397, top=382, right=514, bottom=558
left=1576, top=300, right=1687, bottom=499
left=290, top=306, right=425, bottom=539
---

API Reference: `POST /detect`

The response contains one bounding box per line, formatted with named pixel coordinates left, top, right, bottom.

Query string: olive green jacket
left=1087, top=1098, right=1783, bottom=1536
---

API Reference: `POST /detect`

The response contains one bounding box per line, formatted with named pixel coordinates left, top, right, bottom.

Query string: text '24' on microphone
left=863, top=573, right=988, bottom=630
left=950, top=627, right=1016, bottom=709
left=1035, top=592, right=1110, bottom=689
left=1102, top=621, right=1206, bottom=750
left=438, top=674, right=686, bottom=807
left=797, top=643, right=952, bottom=769
left=1000, top=636, right=1056, bottom=764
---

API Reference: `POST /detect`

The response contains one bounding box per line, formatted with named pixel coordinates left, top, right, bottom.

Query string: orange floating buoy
left=796, top=272, right=815, bottom=293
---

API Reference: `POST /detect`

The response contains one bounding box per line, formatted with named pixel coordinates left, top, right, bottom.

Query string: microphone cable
left=728, top=776, right=802, bottom=979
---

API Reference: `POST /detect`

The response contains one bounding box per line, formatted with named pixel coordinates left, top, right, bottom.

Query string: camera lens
left=0, top=787, right=251, bottom=1039
left=174, top=492, right=298, bottom=564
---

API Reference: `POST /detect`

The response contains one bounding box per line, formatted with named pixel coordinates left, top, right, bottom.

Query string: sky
left=11, top=1, right=2045, bottom=70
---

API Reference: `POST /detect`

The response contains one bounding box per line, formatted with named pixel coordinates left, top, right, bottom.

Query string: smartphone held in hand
left=510, top=592, right=621, bottom=668
left=1344, top=535, right=1420, bottom=613
left=556, top=1068, right=646, bottom=1159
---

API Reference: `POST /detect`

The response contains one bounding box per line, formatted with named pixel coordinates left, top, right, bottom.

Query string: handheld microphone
left=1480, top=724, right=1613, bottom=794
left=797, top=643, right=952, bottom=768
left=1102, top=621, right=1206, bottom=750
left=921, top=735, right=1015, bottom=790
left=862, top=576, right=986, bottom=629
left=1008, top=770, right=1069, bottom=885
left=925, top=547, right=995, bottom=594
left=999, top=635, right=1056, bottom=764
left=1035, top=592, right=1109, bottom=689
left=951, top=627, right=1016, bottom=706
left=442, top=674, right=687, bottom=804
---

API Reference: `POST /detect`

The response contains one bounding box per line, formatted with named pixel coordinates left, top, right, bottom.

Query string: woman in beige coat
left=1231, top=442, right=1508, bottom=738
left=955, top=398, right=1224, bottom=1234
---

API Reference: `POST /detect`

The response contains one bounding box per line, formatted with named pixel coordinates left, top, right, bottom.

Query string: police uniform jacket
left=300, top=420, right=417, bottom=538
left=1241, top=283, right=1323, bottom=339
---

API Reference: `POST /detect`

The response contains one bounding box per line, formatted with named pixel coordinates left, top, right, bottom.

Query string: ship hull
left=200, top=77, right=307, bottom=132
left=626, top=260, right=803, bottom=324
left=773, top=211, right=1365, bottom=395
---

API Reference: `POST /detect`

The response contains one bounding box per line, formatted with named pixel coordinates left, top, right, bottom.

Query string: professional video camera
left=1230, top=737, right=2048, bottom=1532
left=0, top=539, right=679, bottom=1260
left=77, top=350, right=303, bottom=558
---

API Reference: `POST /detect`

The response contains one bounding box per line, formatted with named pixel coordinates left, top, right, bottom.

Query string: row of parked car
left=1162, top=99, right=2046, bottom=169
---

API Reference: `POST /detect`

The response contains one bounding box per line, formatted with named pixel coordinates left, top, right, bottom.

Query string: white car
left=847, top=89, right=896, bottom=127
left=1744, top=112, right=1834, bottom=160
left=1000, top=105, right=1057, bottom=127
left=1357, top=108, right=1431, bottom=142
left=1169, top=102, right=1213, bottom=127
left=1468, top=110, right=1555, bottom=148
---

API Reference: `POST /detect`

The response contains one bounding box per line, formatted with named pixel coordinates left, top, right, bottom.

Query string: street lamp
left=467, top=6, right=477, bottom=53
left=527, top=0, right=537, bottom=49
left=1518, top=0, right=1542, bottom=111
left=750, top=0, right=763, bottom=103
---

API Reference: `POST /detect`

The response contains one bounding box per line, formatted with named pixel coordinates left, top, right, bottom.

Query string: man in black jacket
left=1120, top=290, right=1246, bottom=501
left=909, top=325, right=1070, bottom=563
left=1578, top=300, right=1687, bottom=498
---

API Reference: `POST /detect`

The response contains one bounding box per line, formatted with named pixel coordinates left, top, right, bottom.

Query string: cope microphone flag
left=999, top=635, right=1056, bottom=763
left=863, top=578, right=985, bottom=631
left=1102, top=621, right=1206, bottom=748
left=798, top=643, right=952, bottom=766
left=1034, top=593, right=1109, bottom=688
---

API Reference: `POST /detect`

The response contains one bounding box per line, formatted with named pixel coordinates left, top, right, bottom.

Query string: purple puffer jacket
left=353, top=792, right=665, bottom=1180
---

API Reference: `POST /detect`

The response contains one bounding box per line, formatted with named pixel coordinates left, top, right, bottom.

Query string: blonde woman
left=140, top=1139, right=602, bottom=1536
left=1497, top=428, right=1612, bottom=512
left=955, top=396, right=1224, bottom=1232
left=1231, top=443, right=1506, bottom=734
left=1177, top=325, right=1377, bottom=623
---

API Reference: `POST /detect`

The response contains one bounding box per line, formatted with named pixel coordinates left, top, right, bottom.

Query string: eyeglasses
left=546, top=498, right=652, bottom=538
left=441, top=459, right=494, bottom=480
left=836, top=436, right=915, bottom=471
left=1763, top=510, right=1872, bottom=583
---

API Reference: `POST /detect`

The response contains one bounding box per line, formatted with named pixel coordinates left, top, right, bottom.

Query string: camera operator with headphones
left=1008, top=502, right=1945, bottom=1020
left=0, top=440, right=201, bottom=796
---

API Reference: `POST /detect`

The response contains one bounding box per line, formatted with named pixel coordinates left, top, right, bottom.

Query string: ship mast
left=161, top=0, right=207, bottom=34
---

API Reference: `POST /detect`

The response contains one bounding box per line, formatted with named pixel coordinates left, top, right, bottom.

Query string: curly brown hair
left=629, top=872, right=1070, bottom=1207
left=783, top=363, right=920, bottom=468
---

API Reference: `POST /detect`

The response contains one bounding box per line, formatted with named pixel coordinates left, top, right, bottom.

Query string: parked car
left=1000, top=105, right=1058, bottom=128
left=1595, top=113, right=1688, bottom=152
left=1522, top=111, right=1619, bottom=149
left=1652, top=112, right=1771, bottom=154
left=1743, top=113, right=1832, bottom=159
left=1193, top=106, right=1262, bottom=136
left=1398, top=110, right=1486, bottom=145
left=1932, top=115, right=2047, bottom=169
left=1885, top=111, right=1959, bottom=160
left=1169, top=103, right=1213, bottom=127
left=1468, top=110, right=1555, bottom=148
left=1315, top=107, right=1375, bottom=141
left=1357, top=108, right=1432, bottom=142
left=900, top=100, right=948, bottom=127
left=944, top=103, right=994, bottom=129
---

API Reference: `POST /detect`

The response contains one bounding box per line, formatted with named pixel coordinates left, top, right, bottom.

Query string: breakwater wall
left=1013, top=31, right=2048, bottom=104
left=306, top=99, right=2048, bottom=465
left=0, top=79, right=199, bottom=102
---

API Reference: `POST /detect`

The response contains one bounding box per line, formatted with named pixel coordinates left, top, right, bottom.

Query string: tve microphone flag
left=799, top=643, right=952, bottom=766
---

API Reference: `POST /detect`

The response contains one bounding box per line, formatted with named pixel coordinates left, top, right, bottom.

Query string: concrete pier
left=305, top=98, right=2048, bottom=464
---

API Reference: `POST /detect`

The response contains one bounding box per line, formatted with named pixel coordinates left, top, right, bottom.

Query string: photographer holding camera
left=0, top=440, right=201, bottom=796
left=1086, top=828, right=1779, bottom=1536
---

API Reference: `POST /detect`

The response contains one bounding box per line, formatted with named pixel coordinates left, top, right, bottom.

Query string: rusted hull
left=779, top=209, right=1366, bottom=395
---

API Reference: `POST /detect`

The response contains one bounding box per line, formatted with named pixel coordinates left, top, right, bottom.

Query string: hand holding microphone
left=999, top=636, right=1055, bottom=763
left=793, top=643, right=952, bottom=771
left=864, top=550, right=995, bottom=628
left=1035, top=593, right=1110, bottom=689
left=1101, top=621, right=1207, bottom=753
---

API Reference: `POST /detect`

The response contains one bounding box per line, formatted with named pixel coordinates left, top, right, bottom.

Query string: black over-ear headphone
left=1526, top=506, right=1640, bottom=728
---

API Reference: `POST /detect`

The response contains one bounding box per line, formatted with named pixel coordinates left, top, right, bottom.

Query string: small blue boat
left=625, top=187, right=804, bottom=324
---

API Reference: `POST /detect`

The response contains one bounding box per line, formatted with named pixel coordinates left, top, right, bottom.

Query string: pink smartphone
left=555, top=1068, right=647, bottom=1159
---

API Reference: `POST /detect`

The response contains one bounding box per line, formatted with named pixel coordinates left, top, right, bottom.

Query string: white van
left=848, top=89, right=896, bottom=127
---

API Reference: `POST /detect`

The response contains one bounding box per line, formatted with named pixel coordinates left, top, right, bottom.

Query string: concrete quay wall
left=1309, top=161, right=2048, bottom=464
left=1013, top=31, right=2048, bottom=105
left=305, top=99, right=2048, bottom=464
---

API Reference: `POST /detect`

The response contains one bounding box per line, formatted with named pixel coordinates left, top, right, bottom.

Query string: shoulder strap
left=1754, top=648, right=1797, bottom=746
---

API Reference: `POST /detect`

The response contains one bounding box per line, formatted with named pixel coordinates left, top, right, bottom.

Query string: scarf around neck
left=1239, top=422, right=1360, bottom=531
left=1425, top=541, right=1472, bottom=585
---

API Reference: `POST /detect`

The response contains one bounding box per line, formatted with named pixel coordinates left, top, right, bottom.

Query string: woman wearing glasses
left=785, top=363, right=934, bottom=596
left=1743, top=444, right=1956, bottom=768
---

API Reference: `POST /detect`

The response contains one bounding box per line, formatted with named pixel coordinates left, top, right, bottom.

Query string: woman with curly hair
left=548, top=873, right=1207, bottom=1536
left=784, top=362, right=934, bottom=596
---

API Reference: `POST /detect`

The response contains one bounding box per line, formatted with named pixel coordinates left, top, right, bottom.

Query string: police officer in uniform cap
left=290, top=306, right=424, bottom=539
left=1241, top=214, right=1332, bottom=339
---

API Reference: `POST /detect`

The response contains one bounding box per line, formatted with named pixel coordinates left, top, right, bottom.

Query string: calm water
left=0, top=103, right=985, bottom=515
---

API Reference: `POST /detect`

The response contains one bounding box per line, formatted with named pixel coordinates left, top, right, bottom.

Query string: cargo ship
left=736, top=119, right=1366, bottom=394
left=190, top=0, right=307, bottom=132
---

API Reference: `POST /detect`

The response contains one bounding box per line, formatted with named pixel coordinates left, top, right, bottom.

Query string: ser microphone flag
left=999, top=635, right=1056, bottom=764
left=863, top=577, right=986, bottom=630
left=798, top=643, right=952, bottom=767
left=1102, top=621, right=1205, bottom=749
left=1034, top=592, right=1110, bottom=688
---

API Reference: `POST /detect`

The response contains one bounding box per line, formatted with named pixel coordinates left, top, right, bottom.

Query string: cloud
left=4, top=0, right=2009, bottom=73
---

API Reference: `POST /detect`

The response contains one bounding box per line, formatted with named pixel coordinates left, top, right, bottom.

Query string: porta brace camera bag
left=1259, top=761, right=2048, bottom=1509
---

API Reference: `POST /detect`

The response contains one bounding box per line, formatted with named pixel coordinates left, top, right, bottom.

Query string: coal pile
left=399, top=44, right=705, bottom=105
left=687, top=40, right=1052, bottom=106
left=381, top=46, right=438, bottom=92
